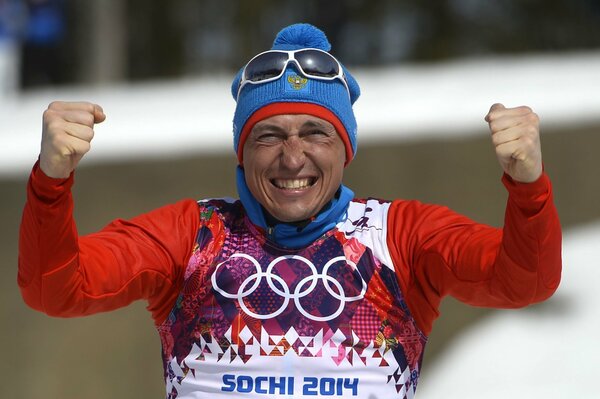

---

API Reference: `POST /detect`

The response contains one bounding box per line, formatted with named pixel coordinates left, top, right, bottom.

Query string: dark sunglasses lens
left=296, top=50, right=340, bottom=77
left=244, top=52, right=288, bottom=82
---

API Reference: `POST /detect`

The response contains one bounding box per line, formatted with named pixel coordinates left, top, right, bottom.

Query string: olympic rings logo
left=211, top=254, right=367, bottom=322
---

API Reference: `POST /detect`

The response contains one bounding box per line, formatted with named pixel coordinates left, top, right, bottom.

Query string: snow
left=2, top=51, right=600, bottom=176
left=418, top=221, right=600, bottom=398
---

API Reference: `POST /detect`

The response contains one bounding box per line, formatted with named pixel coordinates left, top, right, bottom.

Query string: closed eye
left=301, top=129, right=335, bottom=142
left=255, top=132, right=285, bottom=143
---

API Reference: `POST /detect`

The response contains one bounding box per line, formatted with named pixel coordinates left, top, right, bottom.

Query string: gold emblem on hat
left=287, top=75, right=308, bottom=90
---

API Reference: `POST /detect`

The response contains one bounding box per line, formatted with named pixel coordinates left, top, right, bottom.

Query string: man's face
left=242, top=114, right=347, bottom=223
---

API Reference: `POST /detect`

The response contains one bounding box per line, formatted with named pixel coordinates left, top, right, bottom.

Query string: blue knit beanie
left=231, top=23, right=361, bottom=165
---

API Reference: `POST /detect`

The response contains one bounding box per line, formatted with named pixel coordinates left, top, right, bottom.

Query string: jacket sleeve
left=18, top=162, right=200, bottom=325
left=386, top=172, right=562, bottom=335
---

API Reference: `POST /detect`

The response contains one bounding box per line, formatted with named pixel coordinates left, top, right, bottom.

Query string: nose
left=280, top=136, right=306, bottom=171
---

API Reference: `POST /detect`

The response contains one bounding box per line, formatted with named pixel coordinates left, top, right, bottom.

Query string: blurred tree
left=16, top=0, right=600, bottom=86
left=126, top=0, right=186, bottom=80
left=84, top=0, right=126, bottom=83
left=19, top=0, right=68, bottom=88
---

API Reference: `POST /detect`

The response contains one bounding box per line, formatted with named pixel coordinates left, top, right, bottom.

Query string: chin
left=275, top=213, right=309, bottom=223
left=271, top=207, right=315, bottom=223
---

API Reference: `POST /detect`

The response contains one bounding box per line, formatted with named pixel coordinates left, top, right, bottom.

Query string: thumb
left=93, top=104, right=106, bottom=124
left=485, top=103, right=505, bottom=122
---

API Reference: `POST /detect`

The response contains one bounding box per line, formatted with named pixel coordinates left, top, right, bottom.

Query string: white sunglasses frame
left=237, top=48, right=350, bottom=100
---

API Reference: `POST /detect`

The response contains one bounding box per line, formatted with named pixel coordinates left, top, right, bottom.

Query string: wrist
left=30, top=160, right=74, bottom=201
left=39, top=156, right=71, bottom=179
left=502, top=170, right=551, bottom=214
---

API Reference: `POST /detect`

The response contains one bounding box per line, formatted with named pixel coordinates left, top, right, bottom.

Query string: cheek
left=243, top=158, right=272, bottom=197
left=330, top=166, right=345, bottom=189
left=318, top=147, right=346, bottom=176
left=244, top=170, right=266, bottom=205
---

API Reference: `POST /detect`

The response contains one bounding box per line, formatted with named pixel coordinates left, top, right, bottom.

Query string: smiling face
left=242, top=114, right=347, bottom=223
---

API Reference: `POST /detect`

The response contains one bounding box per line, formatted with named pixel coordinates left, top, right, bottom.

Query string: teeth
left=273, top=178, right=313, bottom=189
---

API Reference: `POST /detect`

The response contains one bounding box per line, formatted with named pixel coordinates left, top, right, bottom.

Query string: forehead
left=251, top=114, right=336, bottom=134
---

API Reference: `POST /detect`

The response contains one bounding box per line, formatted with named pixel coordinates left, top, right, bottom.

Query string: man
left=19, top=23, right=561, bottom=398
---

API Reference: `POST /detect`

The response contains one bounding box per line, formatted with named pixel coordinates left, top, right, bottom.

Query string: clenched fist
left=39, top=101, right=106, bottom=178
left=485, top=103, right=543, bottom=183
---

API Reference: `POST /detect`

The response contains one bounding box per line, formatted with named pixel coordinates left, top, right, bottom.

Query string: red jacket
left=18, top=162, right=562, bottom=336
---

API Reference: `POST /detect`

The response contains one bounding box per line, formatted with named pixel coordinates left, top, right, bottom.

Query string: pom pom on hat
left=232, top=23, right=360, bottom=165
left=271, top=23, right=332, bottom=51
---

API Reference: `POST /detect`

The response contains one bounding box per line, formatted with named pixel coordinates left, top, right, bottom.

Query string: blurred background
left=1, top=0, right=599, bottom=398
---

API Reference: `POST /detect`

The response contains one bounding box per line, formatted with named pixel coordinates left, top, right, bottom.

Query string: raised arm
left=486, top=103, right=543, bottom=184
left=18, top=102, right=199, bottom=324
left=39, top=101, right=106, bottom=178
left=387, top=104, right=562, bottom=335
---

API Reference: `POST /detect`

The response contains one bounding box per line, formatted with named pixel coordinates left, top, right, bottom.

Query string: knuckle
left=520, top=136, right=538, bottom=152
left=81, top=102, right=95, bottom=114
left=490, top=133, right=502, bottom=145
left=525, top=124, right=539, bottom=136
left=519, top=105, right=533, bottom=113
left=490, top=103, right=504, bottom=113
left=45, top=118, right=64, bottom=133
left=495, top=147, right=510, bottom=160
left=50, top=130, right=65, bottom=144
left=526, top=112, right=540, bottom=124
left=44, top=121, right=61, bottom=137
left=42, top=107, right=58, bottom=122
left=84, top=126, right=95, bottom=140
left=47, top=101, right=64, bottom=110
left=82, top=112, right=95, bottom=126
left=75, top=141, right=91, bottom=157
left=489, top=121, right=502, bottom=133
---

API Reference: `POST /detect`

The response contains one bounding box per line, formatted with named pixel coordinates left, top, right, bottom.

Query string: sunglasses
left=237, top=48, right=349, bottom=99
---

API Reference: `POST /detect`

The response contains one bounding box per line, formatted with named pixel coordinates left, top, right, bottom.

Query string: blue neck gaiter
left=236, top=166, right=354, bottom=249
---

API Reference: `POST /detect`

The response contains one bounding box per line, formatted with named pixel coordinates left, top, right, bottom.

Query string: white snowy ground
left=418, top=221, right=600, bottom=399
left=1, top=51, right=598, bottom=397
left=1, top=50, right=600, bottom=176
